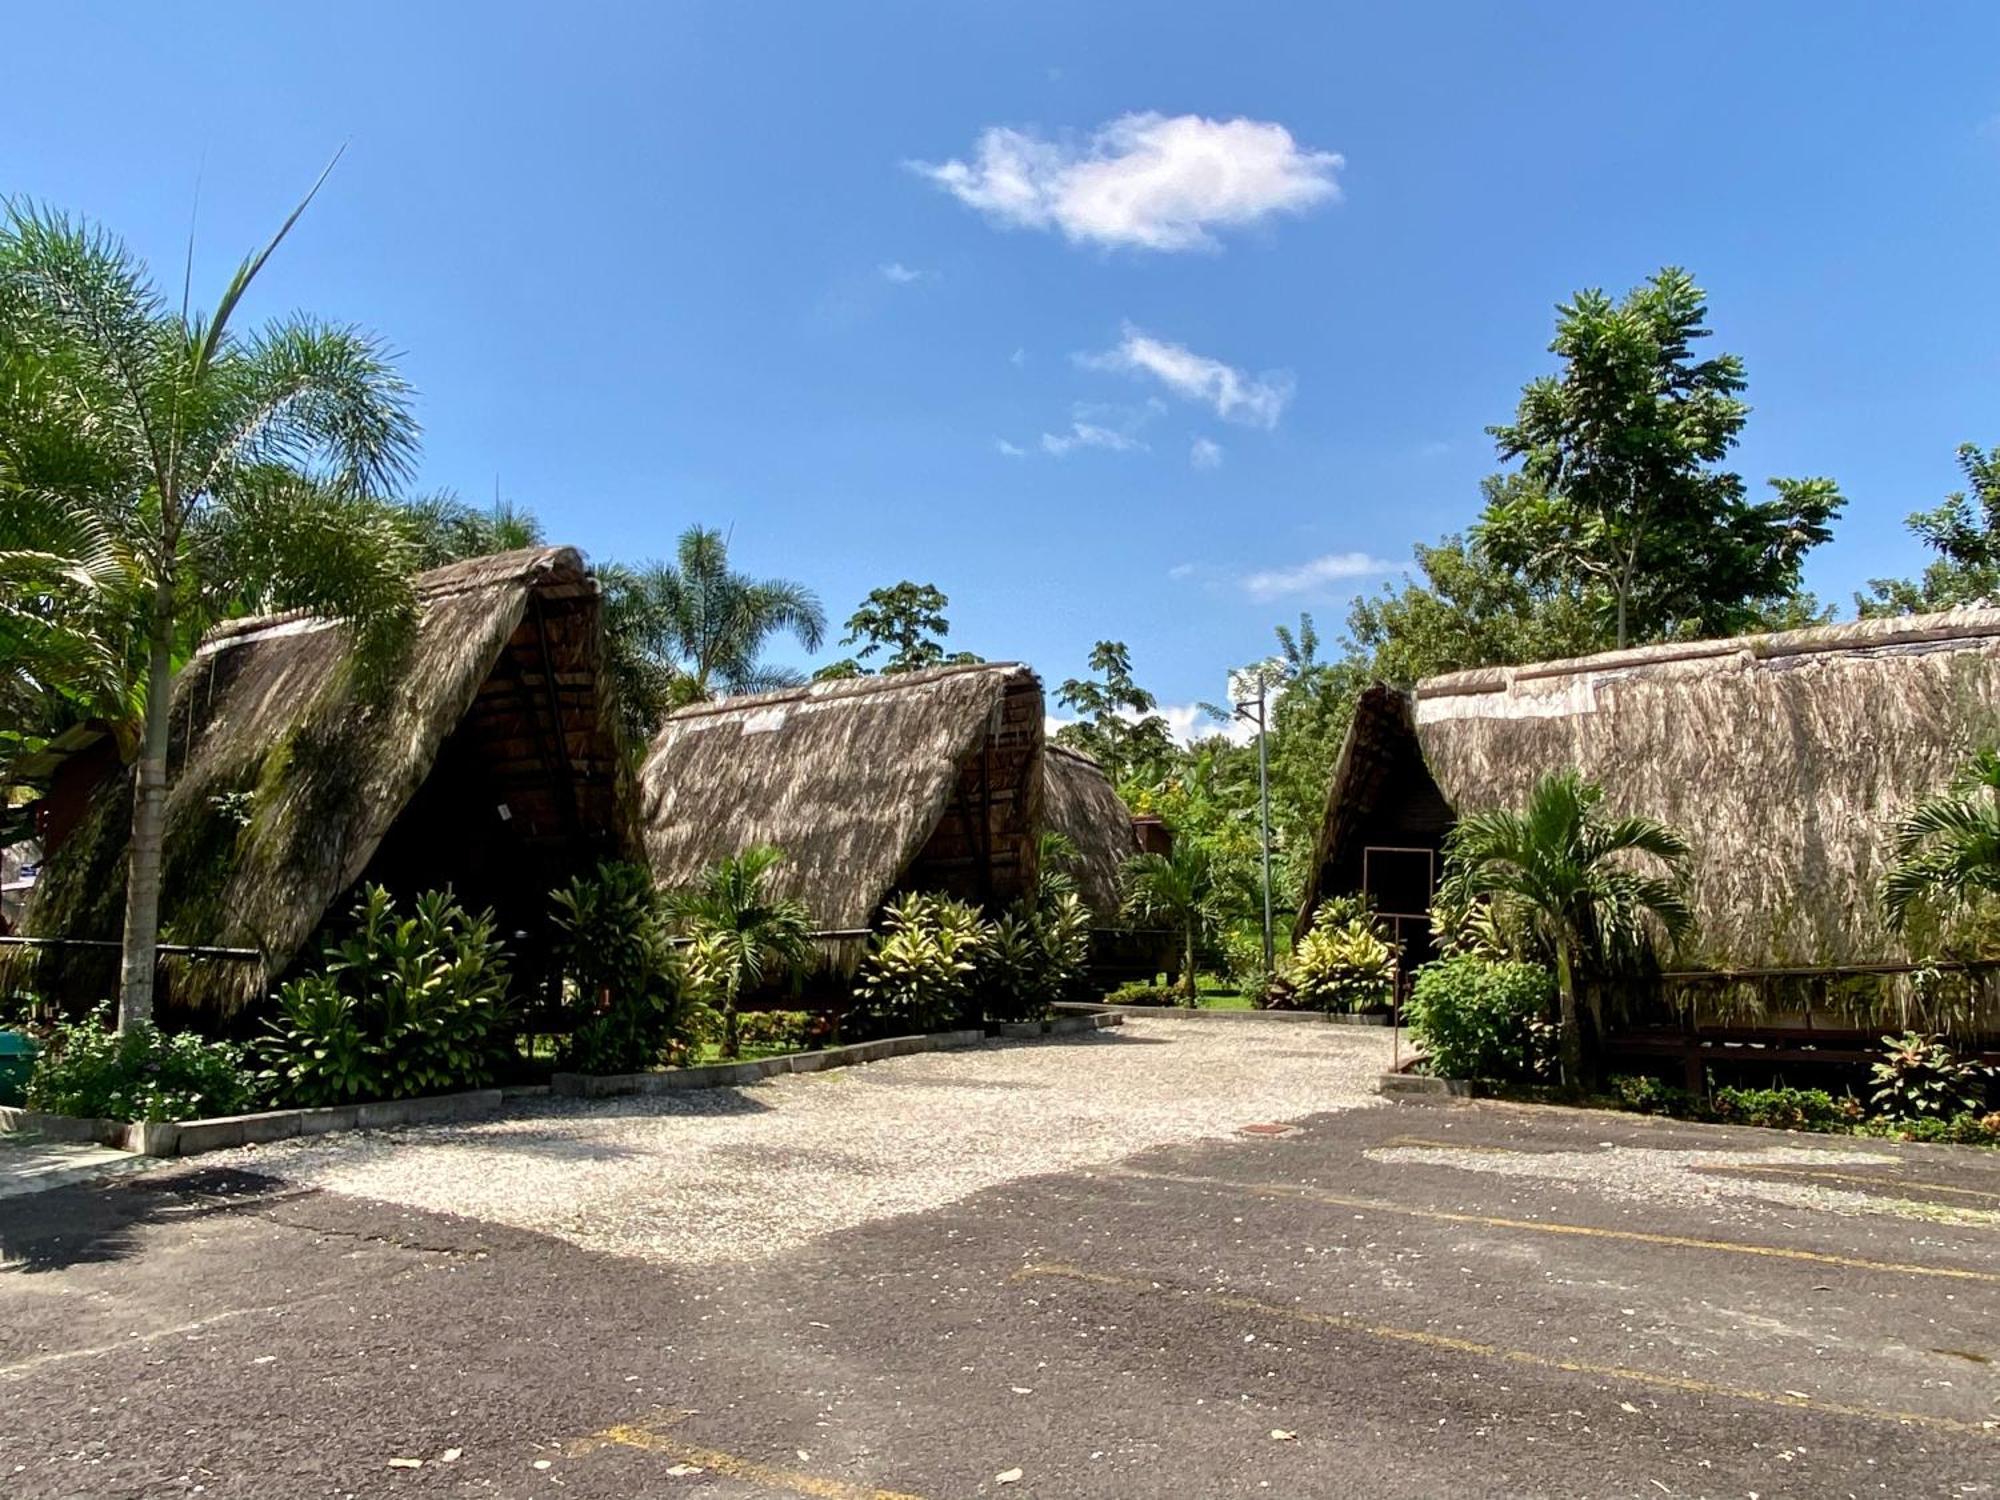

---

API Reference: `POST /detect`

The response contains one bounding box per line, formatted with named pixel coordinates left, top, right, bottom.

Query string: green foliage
left=26, top=1008, right=254, bottom=1122
left=1880, top=749, right=2000, bottom=943
left=734, top=1010, right=815, bottom=1052
left=1476, top=266, right=1842, bottom=647
left=1868, top=1032, right=1993, bottom=1121
left=551, top=861, right=708, bottom=1074
left=850, top=891, right=986, bottom=1036
left=1102, top=979, right=1179, bottom=1006
left=1120, top=840, right=1233, bottom=1002
left=1858, top=1111, right=2000, bottom=1146
left=979, top=892, right=1094, bottom=1022
left=1405, top=954, right=1556, bottom=1083
left=395, top=492, right=544, bottom=568
left=670, top=844, right=816, bottom=1059
left=1709, top=1085, right=1847, bottom=1132
left=256, top=886, right=515, bottom=1106
left=1860, top=444, right=2000, bottom=615
left=1606, top=1073, right=1693, bottom=1116
left=598, top=527, right=826, bottom=738
left=1440, top=769, right=1693, bottom=1089
left=1278, top=898, right=1395, bottom=1013
left=1057, top=641, right=1177, bottom=789
left=820, top=580, right=980, bottom=677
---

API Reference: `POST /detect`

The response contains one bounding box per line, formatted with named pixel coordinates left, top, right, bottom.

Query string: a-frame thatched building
left=1301, top=609, right=2000, bottom=974
left=639, top=663, right=1044, bottom=944
left=1040, top=742, right=1139, bottom=921
left=16, top=547, right=630, bottom=1014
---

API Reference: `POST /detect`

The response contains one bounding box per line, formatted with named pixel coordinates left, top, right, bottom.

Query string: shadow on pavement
left=0, top=1167, right=303, bottom=1276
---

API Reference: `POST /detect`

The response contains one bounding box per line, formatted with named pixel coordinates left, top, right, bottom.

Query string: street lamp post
left=1233, top=680, right=1275, bottom=975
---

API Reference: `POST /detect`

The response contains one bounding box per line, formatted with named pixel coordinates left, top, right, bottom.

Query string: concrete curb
left=1377, top=1073, right=1476, bottom=1099
left=0, top=1084, right=518, bottom=1159
left=552, top=1027, right=998, bottom=1098
left=991, top=1012, right=1125, bottom=1040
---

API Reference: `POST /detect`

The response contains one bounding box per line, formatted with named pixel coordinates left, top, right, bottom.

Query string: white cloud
left=1040, top=420, right=1146, bottom=457
left=1009, top=346, right=1028, bottom=367
left=1084, top=328, right=1293, bottom=428
left=1166, top=562, right=1197, bottom=580
left=1242, top=551, right=1395, bottom=602
left=994, top=437, right=1028, bottom=457
left=879, top=261, right=928, bottom=283
left=911, top=112, right=1343, bottom=252
left=1153, top=702, right=1255, bottom=747
left=1190, top=436, right=1224, bottom=469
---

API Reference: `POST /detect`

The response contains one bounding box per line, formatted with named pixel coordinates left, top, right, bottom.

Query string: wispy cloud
left=879, top=261, right=930, bottom=284
left=1041, top=420, right=1146, bottom=457
left=1009, top=346, right=1028, bottom=367
left=1190, top=436, right=1224, bottom=469
left=1083, top=327, right=1293, bottom=428
left=1242, top=551, right=1394, bottom=601
left=911, top=112, right=1343, bottom=252
left=1167, top=562, right=1197, bottom=580
left=995, top=437, right=1029, bottom=457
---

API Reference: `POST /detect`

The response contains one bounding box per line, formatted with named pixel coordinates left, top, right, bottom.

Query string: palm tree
left=1881, top=749, right=2000, bottom=939
left=669, top=844, right=815, bottom=1059
left=1121, top=840, right=1228, bottom=1004
left=0, top=174, right=420, bottom=1029
left=599, top=527, right=825, bottom=735
left=1439, top=770, right=1693, bottom=1090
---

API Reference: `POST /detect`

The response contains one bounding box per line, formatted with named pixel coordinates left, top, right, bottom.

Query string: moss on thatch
left=12, top=547, right=629, bottom=1014
left=639, top=663, right=1045, bottom=939
left=1303, top=608, right=2000, bottom=969
left=1041, top=743, right=1138, bottom=919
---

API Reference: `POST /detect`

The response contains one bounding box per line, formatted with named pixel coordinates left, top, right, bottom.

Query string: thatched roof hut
left=1040, top=743, right=1138, bottom=919
left=639, top=663, right=1044, bottom=939
left=15, top=547, right=630, bottom=1014
left=1301, top=609, right=2000, bottom=971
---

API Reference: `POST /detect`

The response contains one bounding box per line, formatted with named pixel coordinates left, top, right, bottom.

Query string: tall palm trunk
left=1553, top=939, right=1583, bottom=1094
left=1180, top=921, right=1198, bottom=1005
left=118, top=576, right=176, bottom=1031
left=721, top=972, right=741, bottom=1059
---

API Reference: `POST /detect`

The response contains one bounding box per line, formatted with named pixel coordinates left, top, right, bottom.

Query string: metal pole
left=1256, top=683, right=1273, bottom=974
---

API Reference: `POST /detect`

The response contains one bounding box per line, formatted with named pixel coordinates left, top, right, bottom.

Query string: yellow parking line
left=1110, top=1169, right=2000, bottom=1284
left=1017, top=1263, right=1998, bottom=1440
left=570, top=1415, right=927, bottom=1500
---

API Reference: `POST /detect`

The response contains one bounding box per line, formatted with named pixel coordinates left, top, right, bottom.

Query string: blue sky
left=6, top=3, right=1999, bottom=729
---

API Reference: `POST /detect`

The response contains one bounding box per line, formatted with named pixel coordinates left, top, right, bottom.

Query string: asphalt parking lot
left=3, top=1026, right=1998, bottom=1498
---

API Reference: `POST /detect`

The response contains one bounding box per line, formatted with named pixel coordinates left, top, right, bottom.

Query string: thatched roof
left=1303, top=608, right=2000, bottom=967
left=639, top=663, right=1044, bottom=931
left=16, top=547, right=629, bottom=1013
left=1041, top=743, right=1136, bottom=918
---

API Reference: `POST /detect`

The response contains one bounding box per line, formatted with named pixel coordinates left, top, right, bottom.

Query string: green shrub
left=734, top=1009, right=813, bottom=1051
left=257, top=885, right=516, bottom=1106
left=1710, top=1085, right=1846, bottom=1132
left=1869, top=1032, right=1993, bottom=1121
left=979, top=894, right=1095, bottom=1023
left=1405, top=954, right=1555, bottom=1082
left=1277, top=898, right=1395, bottom=1014
left=551, top=861, right=709, bottom=1074
left=1103, top=979, right=1179, bottom=1006
left=1221, top=928, right=1275, bottom=1000
left=27, top=1008, right=254, bottom=1122
left=1607, top=1073, right=1693, bottom=1115
left=850, top=892, right=986, bottom=1037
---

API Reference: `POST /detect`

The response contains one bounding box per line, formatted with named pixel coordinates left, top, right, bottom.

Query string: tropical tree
left=1477, top=267, right=1842, bottom=648
left=1881, top=749, right=2000, bottom=940
left=815, top=580, right=980, bottom=678
left=1057, top=640, right=1175, bottom=788
left=0, top=180, right=421, bottom=1029
left=1438, top=770, right=1693, bottom=1090
left=669, top=844, right=815, bottom=1059
left=1120, top=840, right=1230, bottom=1003
left=599, top=526, right=825, bottom=735
left=1860, top=444, right=2000, bottom=616
left=397, top=491, right=544, bottom=568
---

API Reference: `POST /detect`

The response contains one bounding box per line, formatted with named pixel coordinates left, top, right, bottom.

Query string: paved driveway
left=4, top=1019, right=1998, bottom=1498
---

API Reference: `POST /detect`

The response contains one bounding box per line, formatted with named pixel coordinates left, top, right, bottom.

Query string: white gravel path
left=212, top=1018, right=1394, bottom=1265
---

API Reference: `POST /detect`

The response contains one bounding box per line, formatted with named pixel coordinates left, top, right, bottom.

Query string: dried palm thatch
left=11, top=547, right=630, bottom=1014
left=639, top=664, right=1044, bottom=954
left=1303, top=609, right=2000, bottom=970
left=1041, top=743, right=1138, bottom=919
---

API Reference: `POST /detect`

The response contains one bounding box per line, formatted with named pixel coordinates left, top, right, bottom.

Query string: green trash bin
left=0, top=1030, right=38, bottom=1107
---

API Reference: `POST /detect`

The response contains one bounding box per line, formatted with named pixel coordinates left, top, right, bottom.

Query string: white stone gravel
left=1369, top=1141, right=2000, bottom=1230
left=212, top=1018, right=1394, bottom=1265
